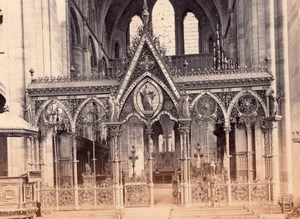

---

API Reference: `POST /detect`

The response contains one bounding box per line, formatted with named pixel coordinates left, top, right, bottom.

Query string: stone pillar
left=178, top=119, right=191, bottom=207
left=175, top=13, right=184, bottom=55
left=108, top=122, right=123, bottom=208
left=71, top=133, right=79, bottom=207
left=145, top=125, right=154, bottom=206
left=224, top=126, right=232, bottom=204
left=263, top=116, right=282, bottom=203
left=245, top=123, right=253, bottom=182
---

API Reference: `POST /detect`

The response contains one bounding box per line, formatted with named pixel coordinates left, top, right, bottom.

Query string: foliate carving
left=124, top=103, right=133, bottom=113
left=124, top=184, right=149, bottom=207
left=195, top=95, right=217, bottom=118
left=236, top=94, right=258, bottom=116
left=61, top=98, right=83, bottom=117
left=164, top=100, right=174, bottom=110
left=216, top=91, right=236, bottom=109
left=39, top=101, right=71, bottom=132
left=139, top=54, right=155, bottom=71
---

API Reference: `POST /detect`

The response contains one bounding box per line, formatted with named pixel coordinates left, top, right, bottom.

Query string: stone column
left=175, top=13, right=184, bottom=55
left=224, top=126, right=232, bottom=204
left=145, top=125, right=154, bottom=206
left=108, top=122, right=122, bottom=208
left=71, top=133, right=79, bottom=207
left=245, top=123, right=253, bottom=182
left=263, top=116, right=282, bottom=203
left=178, top=119, right=191, bottom=207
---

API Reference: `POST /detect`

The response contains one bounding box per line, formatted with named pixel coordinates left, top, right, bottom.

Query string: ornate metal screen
left=39, top=179, right=114, bottom=210
left=190, top=178, right=272, bottom=205
left=124, top=176, right=149, bottom=207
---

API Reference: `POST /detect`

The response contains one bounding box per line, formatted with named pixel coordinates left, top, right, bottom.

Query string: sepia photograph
left=0, top=0, right=299, bottom=218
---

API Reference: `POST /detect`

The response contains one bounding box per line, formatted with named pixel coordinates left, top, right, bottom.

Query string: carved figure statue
left=266, top=86, right=278, bottom=116
left=140, top=84, right=155, bottom=111
left=99, top=121, right=107, bottom=142
left=24, top=91, right=33, bottom=124
left=178, top=94, right=190, bottom=118
left=108, top=95, right=119, bottom=121
left=85, top=163, right=92, bottom=174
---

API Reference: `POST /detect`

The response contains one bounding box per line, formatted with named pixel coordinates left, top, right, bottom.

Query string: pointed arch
left=129, top=15, right=143, bottom=46
left=152, top=0, right=175, bottom=55
left=227, top=90, right=268, bottom=120
left=116, top=33, right=181, bottom=102
left=70, top=7, right=81, bottom=45
left=150, top=111, right=178, bottom=125
left=183, top=12, right=199, bottom=54
left=34, top=99, right=74, bottom=130
left=120, top=112, right=147, bottom=125
left=119, top=72, right=178, bottom=112
left=191, top=91, right=227, bottom=121
left=74, top=97, right=107, bottom=125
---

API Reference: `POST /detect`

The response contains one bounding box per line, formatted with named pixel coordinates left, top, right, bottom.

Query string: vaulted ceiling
left=96, top=0, right=231, bottom=38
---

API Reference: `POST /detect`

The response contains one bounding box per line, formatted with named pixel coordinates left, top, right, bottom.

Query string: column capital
left=107, top=122, right=122, bottom=137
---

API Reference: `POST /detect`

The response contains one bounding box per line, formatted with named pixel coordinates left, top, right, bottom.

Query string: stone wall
left=288, top=0, right=300, bottom=204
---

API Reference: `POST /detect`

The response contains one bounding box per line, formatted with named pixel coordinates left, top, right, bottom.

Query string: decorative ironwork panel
left=191, top=181, right=209, bottom=203
left=124, top=183, right=149, bottom=207
left=58, top=188, right=75, bottom=207
left=96, top=188, right=114, bottom=205
left=231, top=183, right=249, bottom=202
left=78, top=187, right=95, bottom=206
left=215, top=184, right=228, bottom=203
left=40, top=188, right=56, bottom=208
left=250, top=183, right=269, bottom=202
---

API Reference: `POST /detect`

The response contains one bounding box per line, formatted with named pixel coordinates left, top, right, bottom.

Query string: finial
left=29, top=68, right=34, bottom=82
left=142, top=0, right=149, bottom=27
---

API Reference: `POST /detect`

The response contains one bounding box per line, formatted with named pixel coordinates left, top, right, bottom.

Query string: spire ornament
left=142, top=0, right=149, bottom=27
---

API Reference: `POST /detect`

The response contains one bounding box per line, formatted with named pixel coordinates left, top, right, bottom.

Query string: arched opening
left=128, top=15, right=143, bottom=47
left=76, top=100, right=109, bottom=184
left=183, top=12, right=199, bottom=54
left=114, top=42, right=120, bottom=59
left=70, top=8, right=81, bottom=45
left=208, top=36, right=214, bottom=53
left=152, top=0, right=175, bottom=55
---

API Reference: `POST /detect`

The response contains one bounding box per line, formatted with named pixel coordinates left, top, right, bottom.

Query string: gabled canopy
left=0, top=111, right=38, bottom=137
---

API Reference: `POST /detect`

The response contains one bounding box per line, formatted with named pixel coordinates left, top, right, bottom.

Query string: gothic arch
left=34, top=99, right=73, bottom=129
left=120, top=112, right=147, bottom=125
left=191, top=91, right=227, bottom=120
left=70, top=7, right=81, bottom=45
left=227, top=90, right=268, bottom=125
left=73, top=97, right=107, bottom=125
left=118, top=72, right=178, bottom=112
left=150, top=111, right=178, bottom=125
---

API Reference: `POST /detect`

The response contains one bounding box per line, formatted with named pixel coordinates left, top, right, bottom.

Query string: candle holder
left=129, top=145, right=138, bottom=177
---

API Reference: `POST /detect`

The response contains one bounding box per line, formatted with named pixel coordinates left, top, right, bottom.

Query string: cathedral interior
left=0, top=0, right=300, bottom=218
